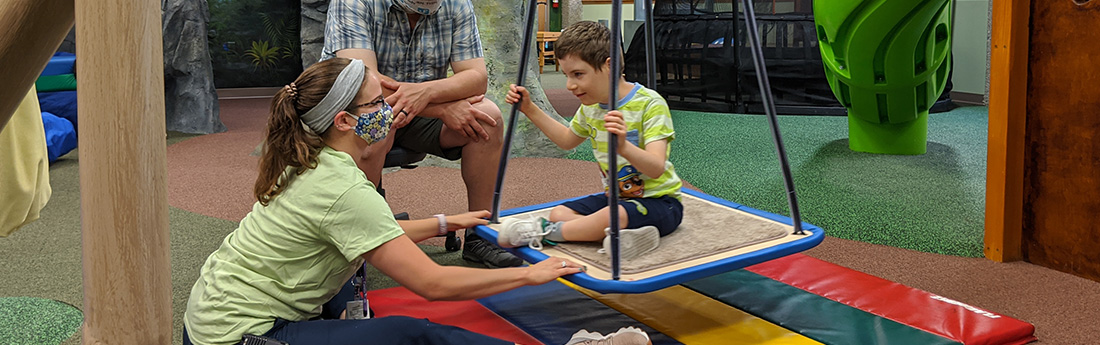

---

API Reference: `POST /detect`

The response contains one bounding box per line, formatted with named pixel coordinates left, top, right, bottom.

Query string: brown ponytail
left=253, top=58, right=353, bottom=205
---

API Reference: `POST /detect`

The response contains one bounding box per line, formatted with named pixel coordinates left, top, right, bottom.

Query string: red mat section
left=747, top=254, right=1037, bottom=345
left=368, top=287, right=544, bottom=345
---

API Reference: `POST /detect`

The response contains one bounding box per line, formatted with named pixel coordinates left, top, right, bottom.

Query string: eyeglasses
left=348, top=96, right=386, bottom=114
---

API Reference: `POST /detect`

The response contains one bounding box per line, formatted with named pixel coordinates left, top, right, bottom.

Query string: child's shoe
left=565, top=326, right=651, bottom=345
left=600, top=226, right=660, bottom=261
left=497, top=217, right=553, bottom=250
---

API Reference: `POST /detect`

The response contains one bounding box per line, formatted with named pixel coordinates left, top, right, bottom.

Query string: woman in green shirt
left=182, top=57, right=651, bottom=345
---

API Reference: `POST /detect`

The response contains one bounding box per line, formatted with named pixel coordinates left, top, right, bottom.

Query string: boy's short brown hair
left=555, top=21, right=621, bottom=71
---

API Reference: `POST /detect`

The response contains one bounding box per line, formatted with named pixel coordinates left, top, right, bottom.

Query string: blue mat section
left=38, top=91, right=78, bottom=133
left=478, top=280, right=681, bottom=345
left=41, top=112, right=77, bottom=163
left=41, top=53, right=76, bottom=77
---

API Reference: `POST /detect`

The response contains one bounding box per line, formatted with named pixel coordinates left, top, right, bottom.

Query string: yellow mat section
left=561, top=280, right=821, bottom=345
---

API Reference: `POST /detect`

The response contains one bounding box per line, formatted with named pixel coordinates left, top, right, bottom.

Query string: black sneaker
left=463, top=236, right=524, bottom=268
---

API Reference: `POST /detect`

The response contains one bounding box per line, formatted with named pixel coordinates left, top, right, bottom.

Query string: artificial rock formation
left=162, top=0, right=225, bottom=134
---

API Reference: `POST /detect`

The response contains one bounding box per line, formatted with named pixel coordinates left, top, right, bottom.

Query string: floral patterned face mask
left=352, top=99, right=394, bottom=145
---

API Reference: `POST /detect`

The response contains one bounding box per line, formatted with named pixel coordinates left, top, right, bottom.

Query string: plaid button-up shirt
left=321, top=0, right=483, bottom=83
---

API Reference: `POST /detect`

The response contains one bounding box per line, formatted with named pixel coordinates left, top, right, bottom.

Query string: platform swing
left=477, top=0, right=824, bottom=294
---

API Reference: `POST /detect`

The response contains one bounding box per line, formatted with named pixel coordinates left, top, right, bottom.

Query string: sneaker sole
left=608, top=226, right=660, bottom=261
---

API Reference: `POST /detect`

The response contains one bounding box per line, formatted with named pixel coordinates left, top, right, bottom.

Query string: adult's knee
left=474, top=98, right=503, bottom=135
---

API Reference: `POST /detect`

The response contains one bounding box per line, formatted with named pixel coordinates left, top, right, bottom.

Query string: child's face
left=559, top=55, right=611, bottom=106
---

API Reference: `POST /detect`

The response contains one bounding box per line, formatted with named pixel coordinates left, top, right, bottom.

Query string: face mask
left=352, top=100, right=394, bottom=145
left=393, top=0, right=443, bottom=15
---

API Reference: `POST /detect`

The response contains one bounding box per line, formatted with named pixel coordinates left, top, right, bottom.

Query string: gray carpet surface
left=506, top=194, right=790, bottom=274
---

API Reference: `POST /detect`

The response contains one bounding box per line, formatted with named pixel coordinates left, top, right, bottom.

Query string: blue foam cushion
left=41, top=112, right=77, bottom=163
left=37, top=91, right=78, bottom=133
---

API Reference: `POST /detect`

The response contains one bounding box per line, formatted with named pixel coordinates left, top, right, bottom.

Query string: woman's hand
left=445, top=210, right=491, bottom=231
left=505, top=84, right=538, bottom=115
left=604, top=110, right=628, bottom=152
left=525, top=257, right=585, bottom=285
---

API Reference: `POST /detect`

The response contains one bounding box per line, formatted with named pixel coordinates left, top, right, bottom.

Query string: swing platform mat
left=475, top=188, right=824, bottom=293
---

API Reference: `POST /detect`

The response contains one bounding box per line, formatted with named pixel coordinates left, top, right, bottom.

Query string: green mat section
left=35, top=74, right=77, bottom=93
left=0, top=297, right=82, bottom=345
left=566, top=106, right=988, bottom=257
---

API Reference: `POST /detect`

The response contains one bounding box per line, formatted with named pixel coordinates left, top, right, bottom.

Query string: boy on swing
left=502, top=21, right=683, bottom=260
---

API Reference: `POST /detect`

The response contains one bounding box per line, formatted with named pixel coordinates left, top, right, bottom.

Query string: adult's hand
left=445, top=210, right=491, bottom=231
left=525, top=257, right=585, bottom=285
left=440, top=98, right=498, bottom=142
left=382, top=79, right=435, bottom=125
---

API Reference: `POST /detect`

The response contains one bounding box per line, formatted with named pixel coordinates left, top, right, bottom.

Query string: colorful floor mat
left=685, top=254, right=1037, bottom=345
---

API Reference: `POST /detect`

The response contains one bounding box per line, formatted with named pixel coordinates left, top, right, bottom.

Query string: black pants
left=183, top=280, right=512, bottom=345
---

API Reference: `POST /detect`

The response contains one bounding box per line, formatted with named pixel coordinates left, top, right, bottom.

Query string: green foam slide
left=814, top=0, right=953, bottom=155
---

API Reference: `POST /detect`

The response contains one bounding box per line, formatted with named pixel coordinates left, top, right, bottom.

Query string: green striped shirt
left=569, top=83, right=682, bottom=199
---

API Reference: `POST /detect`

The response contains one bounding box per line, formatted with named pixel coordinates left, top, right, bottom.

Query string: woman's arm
left=363, top=236, right=584, bottom=301
left=397, top=211, right=492, bottom=243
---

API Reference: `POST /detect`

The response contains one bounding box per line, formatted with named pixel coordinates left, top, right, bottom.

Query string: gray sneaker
left=600, top=226, right=660, bottom=261
left=565, top=327, right=651, bottom=345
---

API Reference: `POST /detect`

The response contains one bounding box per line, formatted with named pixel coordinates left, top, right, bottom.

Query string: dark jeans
left=183, top=279, right=512, bottom=345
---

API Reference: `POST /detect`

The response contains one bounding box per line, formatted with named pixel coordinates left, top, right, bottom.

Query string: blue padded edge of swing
left=475, top=188, right=824, bottom=294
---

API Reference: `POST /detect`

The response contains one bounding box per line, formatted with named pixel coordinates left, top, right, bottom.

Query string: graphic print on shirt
left=616, top=165, right=645, bottom=198
left=598, top=129, right=644, bottom=198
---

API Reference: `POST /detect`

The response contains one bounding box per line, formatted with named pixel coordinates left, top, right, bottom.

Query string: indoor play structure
left=4, top=0, right=1100, bottom=344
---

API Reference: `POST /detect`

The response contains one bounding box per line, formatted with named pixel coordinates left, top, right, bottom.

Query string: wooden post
left=76, top=0, right=173, bottom=343
left=984, top=0, right=1029, bottom=262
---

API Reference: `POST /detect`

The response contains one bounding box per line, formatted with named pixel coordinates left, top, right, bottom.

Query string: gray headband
left=300, top=59, right=365, bottom=134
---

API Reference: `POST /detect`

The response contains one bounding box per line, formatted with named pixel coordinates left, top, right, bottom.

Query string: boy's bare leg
left=558, top=205, right=630, bottom=242
left=549, top=205, right=586, bottom=222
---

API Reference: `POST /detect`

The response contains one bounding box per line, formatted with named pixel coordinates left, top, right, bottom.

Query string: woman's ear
left=333, top=111, right=356, bottom=132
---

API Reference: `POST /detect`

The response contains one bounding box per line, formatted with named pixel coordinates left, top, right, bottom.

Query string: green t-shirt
left=184, top=147, right=404, bottom=345
left=569, top=83, right=683, bottom=199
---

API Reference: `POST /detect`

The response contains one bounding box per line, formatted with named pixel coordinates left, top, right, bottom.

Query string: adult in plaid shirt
left=322, top=0, right=522, bottom=268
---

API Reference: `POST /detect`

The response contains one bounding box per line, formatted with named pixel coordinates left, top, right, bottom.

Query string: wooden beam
left=76, top=0, right=173, bottom=343
left=0, top=0, right=74, bottom=130
left=984, top=0, right=1029, bottom=262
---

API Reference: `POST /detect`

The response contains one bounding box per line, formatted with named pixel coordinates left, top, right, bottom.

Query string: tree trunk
left=561, top=0, right=584, bottom=28
left=475, top=0, right=569, bottom=158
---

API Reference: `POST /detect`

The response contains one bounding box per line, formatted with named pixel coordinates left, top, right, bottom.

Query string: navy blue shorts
left=559, top=194, right=684, bottom=236
left=183, top=279, right=511, bottom=345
